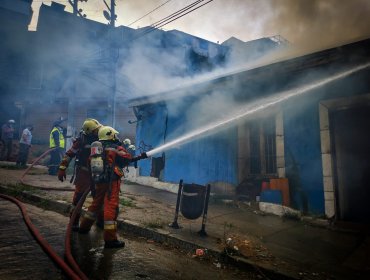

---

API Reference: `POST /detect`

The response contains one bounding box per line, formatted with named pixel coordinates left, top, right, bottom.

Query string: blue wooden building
left=129, top=37, right=370, bottom=223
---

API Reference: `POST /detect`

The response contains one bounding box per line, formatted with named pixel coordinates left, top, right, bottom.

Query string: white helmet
left=123, top=138, right=131, bottom=145
left=128, top=144, right=136, bottom=151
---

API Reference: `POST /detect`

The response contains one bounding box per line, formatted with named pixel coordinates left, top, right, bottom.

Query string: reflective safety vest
left=49, top=127, right=65, bottom=148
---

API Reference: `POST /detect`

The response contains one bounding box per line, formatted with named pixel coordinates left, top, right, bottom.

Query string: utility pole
left=110, top=0, right=117, bottom=128
left=110, top=0, right=116, bottom=27
left=103, top=0, right=117, bottom=127
left=68, top=0, right=87, bottom=17
left=66, top=0, right=87, bottom=149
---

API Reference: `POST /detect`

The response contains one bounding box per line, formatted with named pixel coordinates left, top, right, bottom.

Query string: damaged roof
left=128, top=36, right=370, bottom=108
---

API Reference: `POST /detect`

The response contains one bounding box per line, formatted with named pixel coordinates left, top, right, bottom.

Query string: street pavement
left=1, top=162, right=370, bottom=280
left=122, top=182, right=370, bottom=280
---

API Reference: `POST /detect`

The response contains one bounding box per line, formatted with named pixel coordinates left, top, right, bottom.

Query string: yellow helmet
left=98, top=126, right=119, bottom=141
left=82, top=118, right=102, bottom=135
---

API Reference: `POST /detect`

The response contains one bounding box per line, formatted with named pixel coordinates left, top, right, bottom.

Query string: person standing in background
left=1, top=119, right=15, bottom=161
left=16, top=125, right=33, bottom=168
left=48, top=118, right=66, bottom=175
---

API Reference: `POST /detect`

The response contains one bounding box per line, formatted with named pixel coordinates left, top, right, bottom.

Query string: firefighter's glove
left=140, top=152, right=148, bottom=159
left=57, top=167, right=66, bottom=182
left=131, top=152, right=148, bottom=163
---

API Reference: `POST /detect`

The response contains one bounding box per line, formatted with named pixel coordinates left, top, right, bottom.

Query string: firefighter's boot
left=104, top=239, right=125, bottom=249
left=79, top=211, right=96, bottom=234
left=96, top=210, right=104, bottom=230
left=69, top=204, right=80, bottom=232
left=104, top=221, right=124, bottom=249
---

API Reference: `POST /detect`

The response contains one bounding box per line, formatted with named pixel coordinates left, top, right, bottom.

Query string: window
left=249, top=117, right=277, bottom=175
left=263, top=118, right=277, bottom=174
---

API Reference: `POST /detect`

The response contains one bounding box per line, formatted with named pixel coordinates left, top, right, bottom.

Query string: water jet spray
left=146, top=62, right=370, bottom=157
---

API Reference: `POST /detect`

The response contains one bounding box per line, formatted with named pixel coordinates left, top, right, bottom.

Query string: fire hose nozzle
left=131, top=152, right=148, bottom=163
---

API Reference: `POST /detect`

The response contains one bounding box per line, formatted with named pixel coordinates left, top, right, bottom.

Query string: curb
left=0, top=184, right=298, bottom=280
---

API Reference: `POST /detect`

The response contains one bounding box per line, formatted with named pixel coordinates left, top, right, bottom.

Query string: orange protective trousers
left=71, top=168, right=92, bottom=227
left=79, top=179, right=121, bottom=241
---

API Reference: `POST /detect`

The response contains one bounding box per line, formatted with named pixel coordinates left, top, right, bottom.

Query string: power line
left=73, top=0, right=215, bottom=62
left=127, top=0, right=174, bottom=27
left=134, top=0, right=215, bottom=40
left=155, top=0, right=214, bottom=30
left=149, top=0, right=204, bottom=29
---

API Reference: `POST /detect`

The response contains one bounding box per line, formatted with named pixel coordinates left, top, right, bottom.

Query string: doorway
left=331, top=106, right=370, bottom=223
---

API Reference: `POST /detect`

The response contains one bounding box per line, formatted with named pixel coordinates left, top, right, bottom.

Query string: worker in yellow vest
left=48, top=117, right=66, bottom=175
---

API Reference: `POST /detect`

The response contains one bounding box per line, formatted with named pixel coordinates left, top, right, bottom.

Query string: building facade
left=130, top=38, right=370, bottom=223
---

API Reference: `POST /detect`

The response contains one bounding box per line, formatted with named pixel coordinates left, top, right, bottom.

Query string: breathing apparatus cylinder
left=90, top=141, right=104, bottom=182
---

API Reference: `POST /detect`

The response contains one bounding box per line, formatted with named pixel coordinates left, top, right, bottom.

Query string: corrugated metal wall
left=136, top=104, right=238, bottom=186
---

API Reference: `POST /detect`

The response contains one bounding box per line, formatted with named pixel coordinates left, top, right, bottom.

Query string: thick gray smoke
left=264, top=0, right=370, bottom=50
left=115, top=0, right=370, bottom=99
left=32, top=0, right=370, bottom=47
left=28, top=0, right=370, bottom=142
left=115, top=0, right=370, bottom=47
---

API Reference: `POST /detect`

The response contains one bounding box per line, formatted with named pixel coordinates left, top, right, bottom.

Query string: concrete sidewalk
left=122, top=179, right=370, bottom=280
left=1, top=163, right=369, bottom=280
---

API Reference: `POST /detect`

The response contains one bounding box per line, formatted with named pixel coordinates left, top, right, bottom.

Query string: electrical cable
left=148, top=0, right=204, bottom=29
left=127, top=0, right=174, bottom=27
left=44, top=0, right=215, bottom=92
left=0, top=194, right=81, bottom=280
left=82, top=0, right=209, bottom=58
left=156, top=0, right=214, bottom=30
left=133, top=0, right=207, bottom=40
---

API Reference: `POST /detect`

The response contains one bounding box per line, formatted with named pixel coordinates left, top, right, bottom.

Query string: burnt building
left=17, top=2, right=237, bottom=145
left=129, top=37, right=370, bottom=223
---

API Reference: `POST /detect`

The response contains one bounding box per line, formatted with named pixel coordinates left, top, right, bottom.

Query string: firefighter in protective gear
left=79, top=126, right=147, bottom=249
left=57, top=118, right=102, bottom=231
left=48, top=118, right=66, bottom=175
left=122, top=138, right=137, bottom=168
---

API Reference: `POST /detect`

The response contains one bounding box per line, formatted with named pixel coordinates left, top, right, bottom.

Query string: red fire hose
left=20, top=147, right=56, bottom=184
left=20, top=148, right=74, bottom=191
left=16, top=147, right=89, bottom=279
left=0, top=193, right=81, bottom=280
left=65, top=188, right=90, bottom=280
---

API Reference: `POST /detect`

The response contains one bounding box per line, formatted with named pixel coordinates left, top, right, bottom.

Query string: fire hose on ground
left=10, top=147, right=90, bottom=279
left=20, top=148, right=74, bottom=191
left=0, top=193, right=81, bottom=280
left=65, top=187, right=90, bottom=280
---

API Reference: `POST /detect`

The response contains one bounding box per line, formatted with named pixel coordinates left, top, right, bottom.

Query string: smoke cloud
left=264, top=0, right=370, bottom=49
left=118, top=0, right=370, bottom=50
left=26, top=0, right=370, bottom=144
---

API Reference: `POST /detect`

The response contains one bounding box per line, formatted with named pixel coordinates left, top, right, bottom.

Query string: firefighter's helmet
left=82, top=118, right=102, bottom=135
left=98, top=126, right=119, bottom=141
left=123, top=138, right=131, bottom=145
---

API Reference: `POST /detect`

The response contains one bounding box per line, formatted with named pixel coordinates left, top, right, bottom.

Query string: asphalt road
left=0, top=197, right=258, bottom=280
